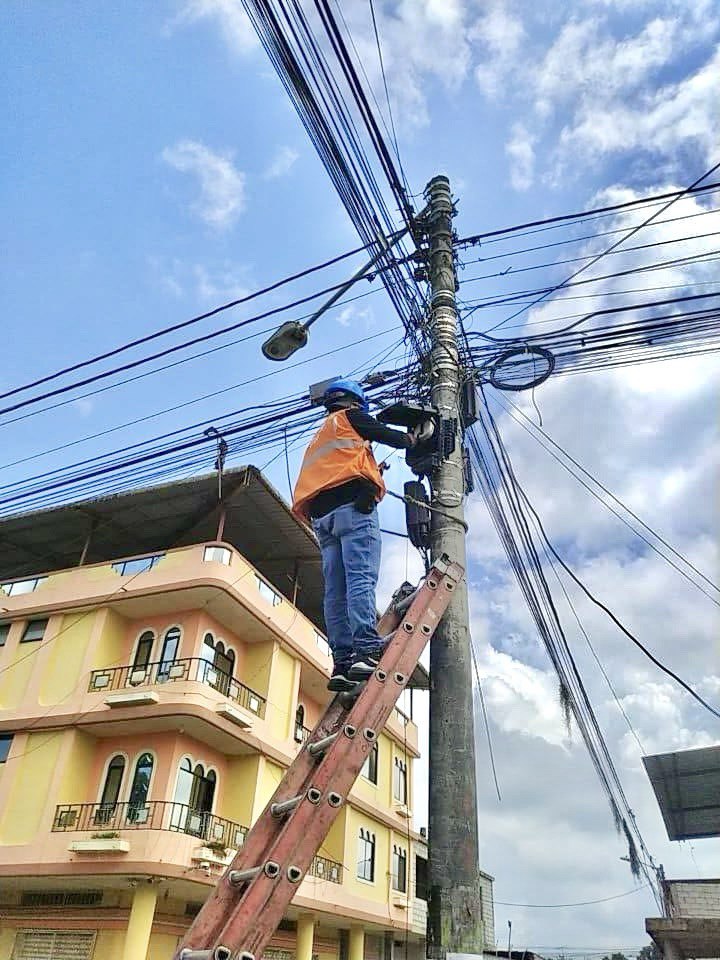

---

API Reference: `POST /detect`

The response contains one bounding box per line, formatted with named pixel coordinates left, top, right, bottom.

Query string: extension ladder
left=175, top=554, right=464, bottom=960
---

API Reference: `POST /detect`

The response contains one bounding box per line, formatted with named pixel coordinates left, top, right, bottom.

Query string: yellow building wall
left=242, top=640, right=274, bottom=701
left=0, top=623, right=42, bottom=710
left=94, top=929, right=126, bottom=959
left=0, top=731, right=63, bottom=844
left=265, top=646, right=295, bottom=739
left=148, top=932, right=181, bottom=959
left=56, top=729, right=96, bottom=804
left=219, top=754, right=262, bottom=829
left=318, top=808, right=346, bottom=864
left=38, top=612, right=95, bottom=706
left=0, top=929, right=15, bottom=960
left=93, top=608, right=129, bottom=668
left=251, top=756, right=285, bottom=821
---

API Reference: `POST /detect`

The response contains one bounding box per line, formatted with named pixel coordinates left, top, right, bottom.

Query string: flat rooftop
left=643, top=744, right=720, bottom=840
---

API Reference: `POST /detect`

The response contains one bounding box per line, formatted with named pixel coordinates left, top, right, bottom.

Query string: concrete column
left=297, top=913, right=315, bottom=960
left=349, top=925, right=365, bottom=960
left=661, top=940, right=684, bottom=960
left=122, top=884, right=157, bottom=960
left=0, top=929, right=17, bottom=958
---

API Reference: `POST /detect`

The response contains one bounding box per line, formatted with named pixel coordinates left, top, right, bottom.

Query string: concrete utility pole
left=424, top=175, right=484, bottom=956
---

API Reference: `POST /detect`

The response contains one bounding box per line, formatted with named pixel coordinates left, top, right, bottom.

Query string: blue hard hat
left=323, top=378, right=368, bottom=411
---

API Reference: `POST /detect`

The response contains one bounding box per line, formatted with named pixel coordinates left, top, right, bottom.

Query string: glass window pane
left=112, top=554, right=164, bottom=576
left=100, top=755, right=125, bottom=806
left=0, top=734, right=13, bottom=763
left=158, top=627, right=181, bottom=677
left=128, top=753, right=153, bottom=815
left=132, top=631, right=155, bottom=670
left=204, top=546, right=232, bottom=565
left=256, top=576, right=282, bottom=607
left=21, top=618, right=48, bottom=643
left=0, top=623, right=9, bottom=646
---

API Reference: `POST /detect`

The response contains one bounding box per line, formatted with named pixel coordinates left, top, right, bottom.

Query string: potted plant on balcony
left=206, top=840, right=228, bottom=858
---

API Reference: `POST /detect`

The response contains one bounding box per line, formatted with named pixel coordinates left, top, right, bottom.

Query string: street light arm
left=261, top=227, right=409, bottom=361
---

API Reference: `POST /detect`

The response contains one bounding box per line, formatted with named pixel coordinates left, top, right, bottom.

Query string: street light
left=260, top=227, right=409, bottom=361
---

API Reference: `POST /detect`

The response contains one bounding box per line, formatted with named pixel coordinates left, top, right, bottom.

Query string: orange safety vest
left=292, top=409, right=386, bottom=521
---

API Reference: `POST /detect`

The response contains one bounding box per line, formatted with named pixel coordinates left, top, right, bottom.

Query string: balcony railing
left=293, top=725, right=312, bottom=744
left=308, top=854, right=342, bottom=884
left=52, top=801, right=248, bottom=849
left=88, top=658, right=266, bottom=718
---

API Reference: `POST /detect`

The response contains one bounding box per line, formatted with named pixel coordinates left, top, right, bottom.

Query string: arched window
left=132, top=631, right=154, bottom=672
left=201, top=635, right=234, bottom=694
left=127, top=752, right=153, bottom=823
left=170, top=757, right=194, bottom=831
left=202, top=632, right=215, bottom=659
left=96, top=754, right=125, bottom=824
left=174, top=760, right=217, bottom=837
left=157, top=626, right=180, bottom=679
left=203, top=770, right=217, bottom=813
left=294, top=705, right=306, bottom=743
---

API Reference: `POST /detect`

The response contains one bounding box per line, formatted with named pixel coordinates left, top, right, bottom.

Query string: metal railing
left=88, top=658, right=266, bottom=717
left=52, top=801, right=248, bottom=849
left=294, top=725, right=312, bottom=744
left=307, top=854, right=342, bottom=884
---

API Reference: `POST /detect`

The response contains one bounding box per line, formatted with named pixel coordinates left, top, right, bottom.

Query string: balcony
left=88, top=658, right=266, bottom=718
left=52, top=800, right=249, bottom=849
left=51, top=801, right=342, bottom=884
left=308, top=853, right=342, bottom=884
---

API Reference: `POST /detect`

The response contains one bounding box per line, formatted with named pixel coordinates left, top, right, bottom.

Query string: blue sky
left=2, top=0, right=720, bottom=952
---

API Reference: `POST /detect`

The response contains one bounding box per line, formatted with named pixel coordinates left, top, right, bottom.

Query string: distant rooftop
left=643, top=744, right=720, bottom=840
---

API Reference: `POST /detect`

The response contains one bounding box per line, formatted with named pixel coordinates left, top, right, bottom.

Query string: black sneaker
left=327, top=662, right=356, bottom=692
left=348, top=646, right=386, bottom=681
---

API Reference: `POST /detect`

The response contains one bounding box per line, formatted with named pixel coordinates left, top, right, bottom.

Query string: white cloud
left=556, top=45, right=720, bottom=169
left=192, top=263, right=250, bottom=302
left=161, top=139, right=246, bottom=228
left=263, top=145, right=299, bottom=180
left=472, top=1, right=525, bottom=99
left=173, top=0, right=257, bottom=53
left=505, top=123, right=535, bottom=190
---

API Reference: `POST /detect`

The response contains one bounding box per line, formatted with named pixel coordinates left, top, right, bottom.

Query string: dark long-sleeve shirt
left=307, top=409, right=411, bottom=519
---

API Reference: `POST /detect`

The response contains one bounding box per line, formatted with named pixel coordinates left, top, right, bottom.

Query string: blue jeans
left=312, top=503, right=382, bottom=665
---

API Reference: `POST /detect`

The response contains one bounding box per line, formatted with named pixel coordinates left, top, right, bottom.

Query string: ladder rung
left=270, top=794, right=302, bottom=817
left=307, top=732, right=338, bottom=756
left=229, top=860, right=280, bottom=886
left=228, top=866, right=261, bottom=886
left=180, top=950, right=231, bottom=960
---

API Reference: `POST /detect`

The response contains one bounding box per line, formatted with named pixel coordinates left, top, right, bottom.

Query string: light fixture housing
left=261, top=321, right=309, bottom=361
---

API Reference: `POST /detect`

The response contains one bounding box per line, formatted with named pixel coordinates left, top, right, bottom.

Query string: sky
left=2, top=0, right=720, bottom=954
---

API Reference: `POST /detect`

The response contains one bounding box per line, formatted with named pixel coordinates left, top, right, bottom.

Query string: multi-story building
left=0, top=466, right=466, bottom=960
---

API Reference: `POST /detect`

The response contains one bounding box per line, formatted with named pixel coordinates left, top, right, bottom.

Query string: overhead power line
left=494, top=393, right=720, bottom=605
left=485, top=158, right=720, bottom=334
left=0, top=236, right=386, bottom=404
left=494, top=883, right=650, bottom=908
left=517, top=485, right=720, bottom=722
left=456, top=180, right=720, bottom=248
left=0, top=272, right=392, bottom=420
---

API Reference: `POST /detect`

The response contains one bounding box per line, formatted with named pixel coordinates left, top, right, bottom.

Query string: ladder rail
left=176, top=586, right=413, bottom=951
left=175, top=556, right=463, bottom=960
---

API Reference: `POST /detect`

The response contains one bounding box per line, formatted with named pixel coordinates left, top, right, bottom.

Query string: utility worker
left=293, top=378, right=417, bottom=691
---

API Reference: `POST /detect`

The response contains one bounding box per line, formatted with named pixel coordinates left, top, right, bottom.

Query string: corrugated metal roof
left=0, top=465, right=324, bottom=627
left=643, top=744, right=720, bottom=840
